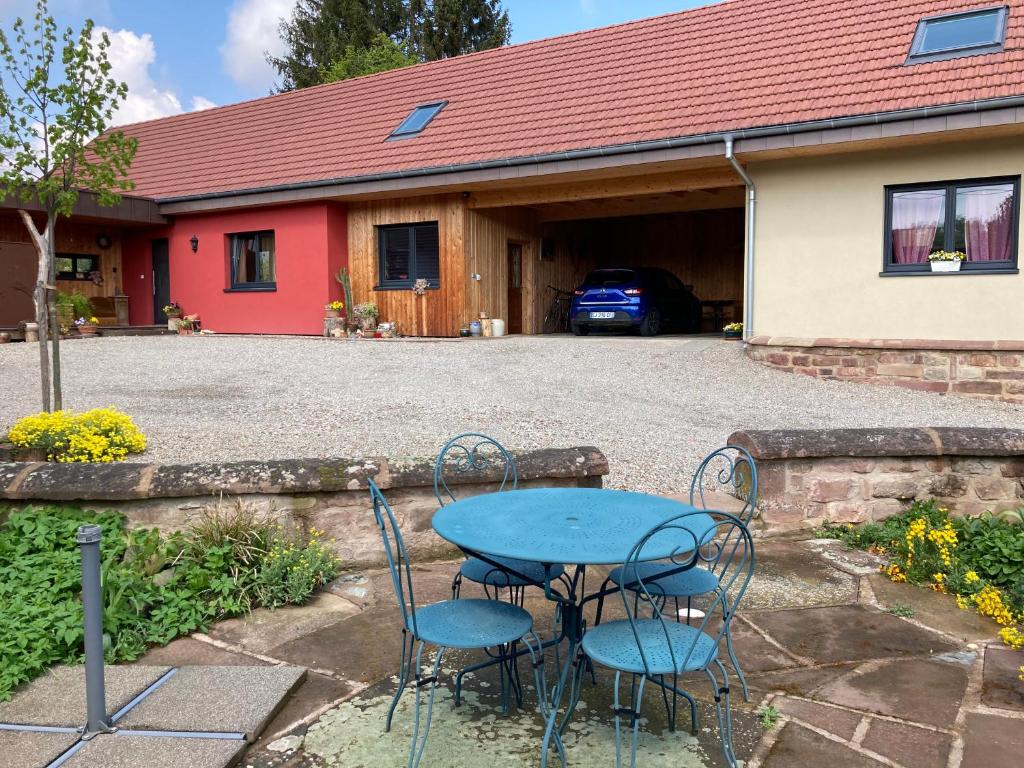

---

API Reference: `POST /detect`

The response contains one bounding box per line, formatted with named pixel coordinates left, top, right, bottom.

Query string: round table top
left=432, top=487, right=713, bottom=566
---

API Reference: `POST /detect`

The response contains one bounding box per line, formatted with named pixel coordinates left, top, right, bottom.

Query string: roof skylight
left=908, top=6, right=1008, bottom=62
left=389, top=101, right=447, bottom=139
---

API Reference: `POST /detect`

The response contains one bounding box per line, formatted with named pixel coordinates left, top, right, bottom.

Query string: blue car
left=570, top=268, right=702, bottom=336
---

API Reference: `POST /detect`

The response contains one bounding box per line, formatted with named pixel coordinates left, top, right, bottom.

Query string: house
left=2, top=0, right=1023, bottom=397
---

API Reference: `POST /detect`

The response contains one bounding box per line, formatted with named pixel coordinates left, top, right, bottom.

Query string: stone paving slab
left=814, top=656, right=971, bottom=728
left=749, top=605, right=958, bottom=665
left=868, top=575, right=994, bottom=642
left=860, top=718, right=953, bottom=768
left=774, top=696, right=862, bottom=741
left=207, top=592, right=360, bottom=655
left=961, top=712, right=1024, bottom=768
left=982, top=646, right=1024, bottom=712
left=64, top=733, right=245, bottom=768
left=0, top=729, right=80, bottom=768
left=131, top=637, right=272, bottom=668
left=762, top=723, right=885, bottom=767
left=0, top=665, right=170, bottom=727
left=117, top=666, right=306, bottom=741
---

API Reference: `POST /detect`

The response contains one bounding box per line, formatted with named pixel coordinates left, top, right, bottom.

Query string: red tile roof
left=118, top=0, right=1024, bottom=200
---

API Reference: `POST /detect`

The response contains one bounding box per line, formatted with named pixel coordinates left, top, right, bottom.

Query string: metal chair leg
left=714, top=659, right=738, bottom=767
left=409, top=643, right=445, bottom=768
left=705, top=662, right=737, bottom=768
left=558, top=648, right=588, bottom=736
left=451, top=571, right=462, bottom=600
left=386, top=628, right=414, bottom=732
left=613, top=670, right=624, bottom=768
left=724, top=626, right=750, bottom=702
left=524, top=631, right=566, bottom=767
left=628, top=674, right=647, bottom=768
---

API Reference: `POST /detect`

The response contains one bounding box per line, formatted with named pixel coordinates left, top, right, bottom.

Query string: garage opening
left=530, top=186, right=746, bottom=335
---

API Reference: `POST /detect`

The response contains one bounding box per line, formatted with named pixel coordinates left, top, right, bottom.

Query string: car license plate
left=589, top=311, right=615, bottom=319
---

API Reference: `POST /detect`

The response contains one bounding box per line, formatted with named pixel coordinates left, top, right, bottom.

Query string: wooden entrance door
left=0, top=241, right=37, bottom=328
left=507, top=242, right=523, bottom=334
left=152, top=239, right=170, bottom=324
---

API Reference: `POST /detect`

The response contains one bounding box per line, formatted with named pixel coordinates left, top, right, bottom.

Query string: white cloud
left=579, top=0, right=598, bottom=13
left=220, top=0, right=295, bottom=92
left=94, top=27, right=217, bottom=127
left=190, top=96, right=218, bottom=111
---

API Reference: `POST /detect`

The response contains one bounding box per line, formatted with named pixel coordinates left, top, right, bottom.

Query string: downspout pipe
left=725, top=136, right=756, bottom=340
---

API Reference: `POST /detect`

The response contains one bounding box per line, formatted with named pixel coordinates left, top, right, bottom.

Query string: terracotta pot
left=78, top=324, right=99, bottom=336
left=177, top=327, right=193, bottom=336
left=325, top=309, right=341, bottom=318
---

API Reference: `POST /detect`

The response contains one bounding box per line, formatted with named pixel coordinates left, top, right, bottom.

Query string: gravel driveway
left=0, top=335, right=1020, bottom=492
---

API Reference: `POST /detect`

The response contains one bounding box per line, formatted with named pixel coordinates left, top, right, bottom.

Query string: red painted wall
left=123, top=202, right=347, bottom=334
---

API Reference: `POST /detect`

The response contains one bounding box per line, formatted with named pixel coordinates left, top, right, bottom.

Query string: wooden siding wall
left=466, top=207, right=542, bottom=332
left=347, top=195, right=466, bottom=337
left=0, top=213, right=123, bottom=299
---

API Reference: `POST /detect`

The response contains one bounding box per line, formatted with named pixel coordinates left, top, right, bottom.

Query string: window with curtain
left=884, top=177, right=1019, bottom=273
left=229, top=231, right=276, bottom=290
left=377, top=222, right=440, bottom=289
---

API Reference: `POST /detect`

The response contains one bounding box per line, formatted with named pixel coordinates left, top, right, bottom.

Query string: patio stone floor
left=6, top=538, right=1019, bottom=767
left=160, top=539, right=1024, bottom=767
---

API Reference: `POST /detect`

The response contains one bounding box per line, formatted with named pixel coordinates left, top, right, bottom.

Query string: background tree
left=320, top=32, right=417, bottom=82
left=271, top=0, right=511, bottom=89
left=0, top=0, right=137, bottom=411
left=421, top=0, right=510, bottom=60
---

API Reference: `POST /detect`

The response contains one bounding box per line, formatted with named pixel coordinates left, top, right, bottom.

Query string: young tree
left=0, top=1, right=137, bottom=411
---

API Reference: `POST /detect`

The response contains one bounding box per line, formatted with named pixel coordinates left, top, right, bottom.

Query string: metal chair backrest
left=690, top=445, right=758, bottom=526
left=369, top=479, right=419, bottom=637
left=433, top=433, right=518, bottom=507
left=620, top=511, right=754, bottom=678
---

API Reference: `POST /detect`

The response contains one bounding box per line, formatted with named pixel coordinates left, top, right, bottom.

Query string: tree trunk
left=46, top=216, right=62, bottom=410
left=19, top=210, right=51, bottom=411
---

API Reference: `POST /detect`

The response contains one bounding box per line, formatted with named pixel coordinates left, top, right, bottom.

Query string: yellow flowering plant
left=7, top=408, right=146, bottom=462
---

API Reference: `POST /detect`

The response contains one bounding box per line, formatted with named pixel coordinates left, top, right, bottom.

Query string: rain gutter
left=155, top=95, right=1024, bottom=206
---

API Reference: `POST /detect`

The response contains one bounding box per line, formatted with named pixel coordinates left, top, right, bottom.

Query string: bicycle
left=542, top=284, right=574, bottom=334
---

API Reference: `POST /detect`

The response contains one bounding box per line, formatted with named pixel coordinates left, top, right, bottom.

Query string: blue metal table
left=433, top=487, right=712, bottom=767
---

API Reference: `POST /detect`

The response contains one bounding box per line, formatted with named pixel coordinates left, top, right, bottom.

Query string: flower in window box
left=927, top=251, right=966, bottom=273
left=75, top=317, right=99, bottom=336
left=325, top=300, right=346, bottom=318
left=723, top=322, right=743, bottom=340
left=162, top=302, right=182, bottom=317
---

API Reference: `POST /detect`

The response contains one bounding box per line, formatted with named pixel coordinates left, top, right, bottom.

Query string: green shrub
left=0, top=502, right=340, bottom=700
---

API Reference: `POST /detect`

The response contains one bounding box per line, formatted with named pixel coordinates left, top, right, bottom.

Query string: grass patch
left=0, top=501, right=339, bottom=700
left=885, top=603, right=915, bottom=618
left=758, top=705, right=780, bottom=730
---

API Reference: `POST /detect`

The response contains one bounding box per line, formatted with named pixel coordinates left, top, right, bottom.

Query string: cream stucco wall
left=749, top=137, right=1024, bottom=341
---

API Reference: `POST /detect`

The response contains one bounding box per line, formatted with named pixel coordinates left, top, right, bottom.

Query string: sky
left=0, top=0, right=713, bottom=126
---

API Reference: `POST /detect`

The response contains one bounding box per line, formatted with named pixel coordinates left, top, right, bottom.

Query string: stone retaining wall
left=0, top=447, right=608, bottom=567
left=746, top=337, right=1024, bottom=404
left=730, top=428, right=1024, bottom=531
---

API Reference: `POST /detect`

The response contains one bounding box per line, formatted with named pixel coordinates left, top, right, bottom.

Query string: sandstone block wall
left=0, top=447, right=608, bottom=567
left=746, top=337, right=1024, bottom=403
left=730, top=428, right=1024, bottom=531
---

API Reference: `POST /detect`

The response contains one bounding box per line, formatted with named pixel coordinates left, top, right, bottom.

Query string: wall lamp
left=189, top=234, right=199, bottom=253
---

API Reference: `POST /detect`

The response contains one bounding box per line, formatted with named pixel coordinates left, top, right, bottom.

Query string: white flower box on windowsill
left=930, top=260, right=962, bottom=272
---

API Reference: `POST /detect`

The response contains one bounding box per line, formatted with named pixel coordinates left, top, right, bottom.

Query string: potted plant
left=928, top=250, right=966, bottom=272
left=176, top=317, right=195, bottom=336
left=325, top=300, right=345, bottom=319
left=353, top=302, right=379, bottom=331
left=75, top=316, right=100, bottom=337
left=163, top=301, right=182, bottom=331
left=723, top=321, right=743, bottom=340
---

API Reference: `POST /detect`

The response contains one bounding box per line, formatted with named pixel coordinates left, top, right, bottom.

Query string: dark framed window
left=56, top=253, right=99, bottom=280
left=229, top=231, right=276, bottom=290
left=883, top=176, right=1020, bottom=275
left=377, top=222, right=440, bottom=289
left=907, top=6, right=1008, bottom=63
left=389, top=101, right=447, bottom=140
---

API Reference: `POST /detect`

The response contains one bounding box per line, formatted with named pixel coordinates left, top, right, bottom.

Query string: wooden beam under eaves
left=467, top=168, right=742, bottom=209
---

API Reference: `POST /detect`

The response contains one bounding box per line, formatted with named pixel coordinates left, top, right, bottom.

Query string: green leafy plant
left=0, top=501, right=340, bottom=700
left=886, top=603, right=915, bottom=618
left=758, top=705, right=780, bottom=730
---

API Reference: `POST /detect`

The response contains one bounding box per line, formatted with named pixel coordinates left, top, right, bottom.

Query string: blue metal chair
left=575, top=511, right=755, bottom=768
left=601, top=445, right=758, bottom=701
left=369, top=480, right=555, bottom=768
left=434, top=433, right=566, bottom=606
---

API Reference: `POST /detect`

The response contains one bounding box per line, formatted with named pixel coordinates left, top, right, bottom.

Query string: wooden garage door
left=0, top=241, right=37, bottom=327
